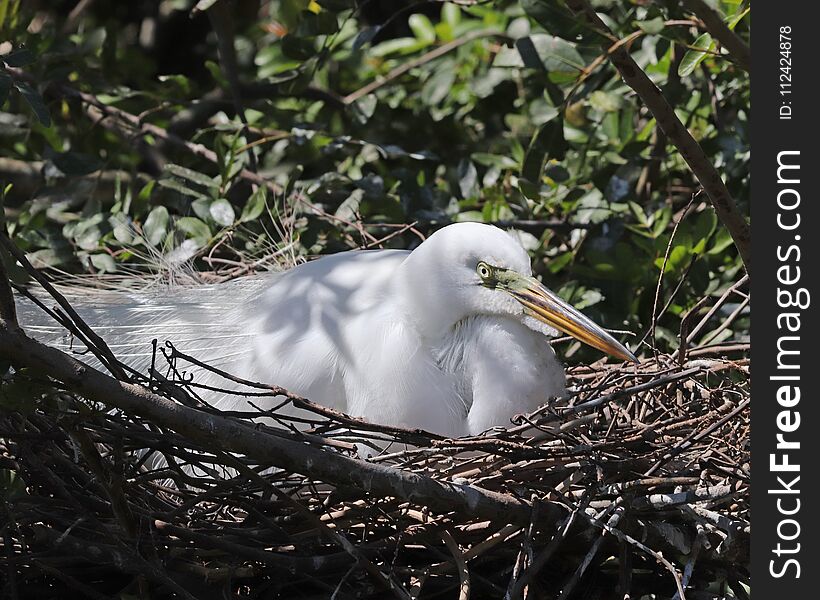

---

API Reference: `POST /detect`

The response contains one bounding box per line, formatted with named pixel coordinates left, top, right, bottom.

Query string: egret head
left=399, top=222, right=636, bottom=363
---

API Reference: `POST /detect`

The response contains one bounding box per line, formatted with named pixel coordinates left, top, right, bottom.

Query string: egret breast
left=434, top=315, right=567, bottom=435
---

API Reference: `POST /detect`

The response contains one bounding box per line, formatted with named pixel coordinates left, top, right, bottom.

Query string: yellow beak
left=506, top=275, right=637, bottom=363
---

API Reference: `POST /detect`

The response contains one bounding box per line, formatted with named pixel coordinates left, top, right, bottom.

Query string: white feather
left=18, top=223, right=577, bottom=438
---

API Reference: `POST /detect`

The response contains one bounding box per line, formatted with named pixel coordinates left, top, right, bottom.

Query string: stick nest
left=1, top=338, right=749, bottom=599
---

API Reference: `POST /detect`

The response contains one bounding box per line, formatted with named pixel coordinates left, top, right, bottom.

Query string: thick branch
left=565, top=0, right=751, bottom=276
left=682, top=0, right=750, bottom=72
left=0, top=326, right=558, bottom=526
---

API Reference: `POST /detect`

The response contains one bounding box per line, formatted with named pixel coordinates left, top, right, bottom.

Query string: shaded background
left=1, top=0, right=750, bottom=362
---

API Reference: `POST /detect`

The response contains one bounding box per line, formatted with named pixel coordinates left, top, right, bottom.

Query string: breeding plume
left=20, top=223, right=636, bottom=437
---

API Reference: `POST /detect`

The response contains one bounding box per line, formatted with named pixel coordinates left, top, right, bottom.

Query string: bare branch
left=0, top=327, right=547, bottom=526
left=565, top=0, right=751, bottom=277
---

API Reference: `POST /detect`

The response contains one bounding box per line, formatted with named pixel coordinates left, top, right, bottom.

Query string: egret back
left=15, top=250, right=413, bottom=415
left=16, top=276, right=273, bottom=394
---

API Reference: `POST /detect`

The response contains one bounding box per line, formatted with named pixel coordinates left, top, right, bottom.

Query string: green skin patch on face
left=475, top=262, right=636, bottom=363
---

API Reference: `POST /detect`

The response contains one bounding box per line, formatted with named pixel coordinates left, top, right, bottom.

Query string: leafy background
left=0, top=0, right=750, bottom=362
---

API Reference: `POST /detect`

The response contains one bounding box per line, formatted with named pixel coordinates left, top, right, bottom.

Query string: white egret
left=20, top=222, right=636, bottom=437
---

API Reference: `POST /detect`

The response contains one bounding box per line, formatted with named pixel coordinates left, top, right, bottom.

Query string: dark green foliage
left=0, top=0, right=750, bottom=357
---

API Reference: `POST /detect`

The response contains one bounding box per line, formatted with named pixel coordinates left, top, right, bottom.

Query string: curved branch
left=565, top=0, right=751, bottom=277
left=0, top=321, right=560, bottom=527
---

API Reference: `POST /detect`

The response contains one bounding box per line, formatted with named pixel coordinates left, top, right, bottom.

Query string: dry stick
left=162, top=342, right=449, bottom=444
left=681, top=0, right=750, bottom=72
left=673, top=274, right=749, bottom=362
left=644, top=197, right=697, bottom=352
left=2, top=529, right=18, bottom=600
left=214, top=450, right=413, bottom=600
left=558, top=507, right=620, bottom=600
left=152, top=520, right=354, bottom=573
left=0, top=328, right=559, bottom=526
left=441, top=530, right=471, bottom=600
left=579, top=507, right=687, bottom=600
left=507, top=510, right=577, bottom=599
left=645, top=398, right=750, bottom=477
left=30, top=559, right=112, bottom=600
left=565, top=0, right=751, bottom=276
left=31, top=525, right=200, bottom=600
left=698, top=294, right=749, bottom=346
left=0, top=234, right=125, bottom=379
left=677, top=295, right=712, bottom=367
left=543, top=367, right=702, bottom=422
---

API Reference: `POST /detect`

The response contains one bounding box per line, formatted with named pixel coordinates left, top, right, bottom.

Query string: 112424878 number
left=780, top=26, right=791, bottom=96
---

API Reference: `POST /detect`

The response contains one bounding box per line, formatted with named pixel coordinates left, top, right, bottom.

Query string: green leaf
left=0, top=469, right=27, bottom=501
left=442, top=3, right=461, bottom=28
left=496, top=34, right=584, bottom=74
left=14, top=82, right=51, bottom=127
left=421, top=68, right=455, bottom=106
left=655, top=244, right=689, bottom=273
left=678, top=32, right=715, bottom=77
left=111, top=215, right=134, bottom=244
left=2, top=48, right=35, bottom=67
left=191, top=198, right=212, bottom=221
left=519, top=119, right=567, bottom=200
left=157, top=74, right=191, bottom=95
left=588, top=90, right=623, bottom=112
left=707, top=227, right=735, bottom=255
left=651, top=206, right=673, bottom=237
left=726, top=7, right=750, bottom=30
left=240, top=186, right=267, bottom=222
left=471, top=153, right=519, bottom=170
left=209, top=198, right=236, bottom=226
left=457, top=159, right=478, bottom=198
left=350, top=94, right=377, bottom=123
left=408, top=14, right=436, bottom=45
left=71, top=214, right=109, bottom=250
left=0, top=0, right=11, bottom=31
left=204, top=59, right=228, bottom=87
left=157, top=178, right=211, bottom=200
left=143, top=206, right=169, bottom=246
left=370, top=37, right=424, bottom=57
left=26, top=248, right=70, bottom=269
left=629, top=201, right=648, bottom=226
left=690, top=209, right=718, bottom=254
left=335, top=189, right=364, bottom=222
left=164, top=164, right=219, bottom=189
left=281, top=34, right=317, bottom=60
left=353, top=26, right=380, bottom=51
left=89, top=253, right=117, bottom=273
left=52, top=152, right=102, bottom=176
left=636, top=17, right=665, bottom=35
left=192, top=0, right=221, bottom=13
left=176, top=216, right=211, bottom=243
left=300, top=11, right=338, bottom=36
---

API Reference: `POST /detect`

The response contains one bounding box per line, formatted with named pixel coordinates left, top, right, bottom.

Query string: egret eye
left=476, top=262, right=492, bottom=280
